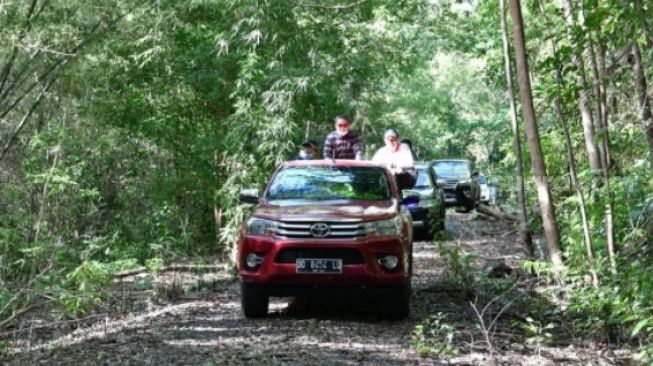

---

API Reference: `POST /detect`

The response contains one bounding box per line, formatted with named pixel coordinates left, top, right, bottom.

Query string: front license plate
left=296, top=258, right=343, bottom=274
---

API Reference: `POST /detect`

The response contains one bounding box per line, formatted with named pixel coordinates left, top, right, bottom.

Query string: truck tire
left=438, top=207, right=446, bottom=231
left=241, top=282, right=269, bottom=318
left=387, top=281, right=411, bottom=319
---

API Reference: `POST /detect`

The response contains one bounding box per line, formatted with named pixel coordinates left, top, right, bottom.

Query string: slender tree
left=537, top=0, right=600, bottom=285
left=617, top=0, right=653, bottom=171
left=561, top=0, right=603, bottom=172
left=508, top=0, right=563, bottom=273
left=630, top=41, right=653, bottom=171
left=595, top=41, right=612, bottom=167
left=499, top=0, right=532, bottom=256
left=579, top=3, right=616, bottom=272
left=0, top=2, right=105, bottom=162
left=634, top=0, right=653, bottom=50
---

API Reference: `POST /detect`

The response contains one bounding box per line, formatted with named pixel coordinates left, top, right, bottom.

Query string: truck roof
left=282, top=159, right=385, bottom=168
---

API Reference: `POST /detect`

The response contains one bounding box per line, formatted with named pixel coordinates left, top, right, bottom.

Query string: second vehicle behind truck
left=432, top=159, right=480, bottom=212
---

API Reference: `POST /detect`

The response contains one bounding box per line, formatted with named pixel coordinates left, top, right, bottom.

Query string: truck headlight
left=418, top=198, right=435, bottom=208
left=363, top=216, right=402, bottom=237
left=245, top=253, right=265, bottom=269
left=378, top=254, right=399, bottom=269
left=246, top=218, right=278, bottom=236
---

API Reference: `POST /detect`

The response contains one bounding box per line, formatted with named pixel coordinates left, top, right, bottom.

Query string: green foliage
left=438, top=241, right=476, bottom=293
left=412, top=312, right=458, bottom=357
left=369, top=52, right=509, bottom=165
left=521, top=260, right=553, bottom=278
left=136, top=276, right=154, bottom=292
left=519, top=317, right=556, bottom=353
left=145, top=258, right=164, bottom=273
left=0, top=0, right=433, bottom=323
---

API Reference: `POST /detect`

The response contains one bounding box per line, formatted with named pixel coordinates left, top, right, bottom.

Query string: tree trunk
left=587, top=41, right=608, bottom=168
left=538, top=0, right=599, bottom=286
left=508, top=0, right=563, bottom=274
left=597, top=41, right=617, bottom=272
left=580, top=5, right=616, bottom=272
left=0, top=79, right=55, bottom=161
left=557, top=78, right=601, bottom=283
left=596, top=41, right=612, bottom=167
left=214, top=205, right=222, bottom=239
left=500, top=0, right=532, bottom=256
left=213, top=150, right=223, bottom=243
left=630, top=42, right=653, bottom=170
left=561, top=0, right=602, bottom=172
left=634, top=0, right=653, bottom=50
left=554, top=86, right=600, bottom=287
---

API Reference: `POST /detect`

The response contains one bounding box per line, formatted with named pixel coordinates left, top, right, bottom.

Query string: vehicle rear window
left=479, top=175, right=487, bottom=184
left=414, top=167, right=432, bottom=188
left=433, top=161, right=471, bottom=177
left=266, top=166, right=391, bottom=201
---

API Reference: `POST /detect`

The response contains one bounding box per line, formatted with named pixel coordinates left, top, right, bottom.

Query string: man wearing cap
left=323, top=115, right=364, bottom=160
left=295, top=139, right=318, bottom=160
left=372, top=128, right=416, bottom=189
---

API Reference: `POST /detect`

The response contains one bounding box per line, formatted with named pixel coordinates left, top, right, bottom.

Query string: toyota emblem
left=309, top=223, right=330, bottom=238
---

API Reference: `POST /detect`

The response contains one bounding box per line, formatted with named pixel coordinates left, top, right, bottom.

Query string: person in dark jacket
left=294, top=139, right=318, bottom=160
left=323, top=115, right=364, bottom=160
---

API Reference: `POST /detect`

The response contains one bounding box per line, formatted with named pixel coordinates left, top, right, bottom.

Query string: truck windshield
left=267, top=166, right=391, bottom=201
left=433, top=161, right=471, bottom=178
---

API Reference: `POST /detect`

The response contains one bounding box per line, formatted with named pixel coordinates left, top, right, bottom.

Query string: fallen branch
left=477, top=204, right=518, bottom=222
left=291, top=0, right=368, bottom=10
left=114, top=264, right=226, bottom=278
left=0, top=260, right=53, bottom=328
left=0, top=301, right=46, bottom=329
left=0, top=311, right=108, bottom=336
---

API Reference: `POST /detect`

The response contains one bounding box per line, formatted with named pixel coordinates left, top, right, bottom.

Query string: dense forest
left=1, top=0, right=652, bottom=362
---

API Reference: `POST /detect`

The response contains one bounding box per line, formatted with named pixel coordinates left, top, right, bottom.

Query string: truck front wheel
left=241, top=282, right=269, bottom=318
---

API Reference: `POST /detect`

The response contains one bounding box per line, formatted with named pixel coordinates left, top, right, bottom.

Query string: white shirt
left=372, top=143, right=415, bottom=173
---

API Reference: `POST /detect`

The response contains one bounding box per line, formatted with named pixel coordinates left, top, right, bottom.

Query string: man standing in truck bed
left=323, top=115, right=364, bottom=160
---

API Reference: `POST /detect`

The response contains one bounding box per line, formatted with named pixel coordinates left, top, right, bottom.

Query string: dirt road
left=3, top=213, right=633, bottom=365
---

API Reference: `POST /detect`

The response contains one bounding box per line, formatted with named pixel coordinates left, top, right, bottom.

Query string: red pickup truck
left=237, top=159, right=414, bottom=318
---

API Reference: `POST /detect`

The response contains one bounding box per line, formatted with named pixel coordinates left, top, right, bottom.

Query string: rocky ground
left=2, top=212, right=636, bottom=365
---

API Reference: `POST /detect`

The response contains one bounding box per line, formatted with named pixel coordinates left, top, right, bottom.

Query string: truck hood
left=412, top=188, right=434, bottom=198
left=253, top=199, right=399, bottom=222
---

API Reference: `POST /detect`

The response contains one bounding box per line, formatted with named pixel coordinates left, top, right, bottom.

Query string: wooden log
left=114, top=264, right=226, bottom=278
left=477, top=204, right=519, bottom=222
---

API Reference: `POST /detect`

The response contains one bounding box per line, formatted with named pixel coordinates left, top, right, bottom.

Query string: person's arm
left=353, top=134, right=364, bottom=160
left=395, top=145, right=415, bottom=170
left=323, top=134, right=333, bottom=159
left=371, top=147, right=385, bottom=163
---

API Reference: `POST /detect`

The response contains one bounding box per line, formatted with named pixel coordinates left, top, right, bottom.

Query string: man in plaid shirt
left=323, top=115, right=364, bottom=160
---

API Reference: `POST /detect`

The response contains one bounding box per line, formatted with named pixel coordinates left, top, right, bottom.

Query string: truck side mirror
left=401, top=189, right=420, bottom=206
left=239, top=188, right=260, bottom=205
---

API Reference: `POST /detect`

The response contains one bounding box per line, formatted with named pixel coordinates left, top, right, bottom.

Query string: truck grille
left=275, top=248, right=364, bottom=264
left=276, top=220, right=366, bottom=239
left=444, top=180, right=457, bottom=190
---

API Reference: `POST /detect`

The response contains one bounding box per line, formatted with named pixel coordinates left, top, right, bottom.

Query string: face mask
left=299, top=150, right=313, bottom=159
